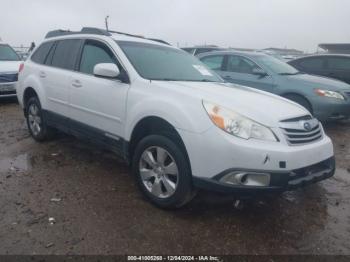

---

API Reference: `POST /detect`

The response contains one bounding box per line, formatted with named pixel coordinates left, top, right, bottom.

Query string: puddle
left=0, top=153, right=30, bottom=173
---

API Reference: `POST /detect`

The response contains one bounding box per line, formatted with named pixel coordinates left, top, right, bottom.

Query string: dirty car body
left=16, top=28, right=335, bottom=208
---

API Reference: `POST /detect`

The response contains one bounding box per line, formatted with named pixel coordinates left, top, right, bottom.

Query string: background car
left=288, top=54, right=350, bottom=85
left=199, top=50, right=350, bottom=121
left=182, top=45, right=224, bottom=56
left=0, top=42, right=21, bottom=98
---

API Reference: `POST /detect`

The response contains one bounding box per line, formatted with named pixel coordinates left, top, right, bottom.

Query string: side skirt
left=42, top=110, right=129, bottom=162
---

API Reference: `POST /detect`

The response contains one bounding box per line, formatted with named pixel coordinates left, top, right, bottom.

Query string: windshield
left=257, top=55, right=299, bottom=75
left=117, top=41, right=223, bottom=82
left=0, top=44, right=20, bottom=61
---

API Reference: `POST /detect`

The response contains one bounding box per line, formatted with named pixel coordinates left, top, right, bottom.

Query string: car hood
left=160, top=81, right=310, bottom=128
left=0, top=61, right=21, bottom=73
left=284, top=73, right=350, bottom=91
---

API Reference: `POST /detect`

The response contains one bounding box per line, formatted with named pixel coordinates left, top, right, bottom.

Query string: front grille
left=280, top=117, right=323, bottom=145
left=0, top=73, right=18, bottom=83
left=280, top=115, right=312, bottom=122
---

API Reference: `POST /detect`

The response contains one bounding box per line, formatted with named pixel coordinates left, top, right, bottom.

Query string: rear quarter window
left=31, top=41, right=55, bottom=64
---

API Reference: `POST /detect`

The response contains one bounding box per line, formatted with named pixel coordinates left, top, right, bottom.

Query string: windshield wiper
left=151, top=78, right=181, bottom=81
left=198, top=79, right=216, bottom=82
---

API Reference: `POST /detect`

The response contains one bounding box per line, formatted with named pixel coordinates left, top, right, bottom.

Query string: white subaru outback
left=16, top=28, right=335, bottom=208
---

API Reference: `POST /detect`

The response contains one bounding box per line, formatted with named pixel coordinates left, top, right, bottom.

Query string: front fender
left=124, top=96, right=212, bottom=141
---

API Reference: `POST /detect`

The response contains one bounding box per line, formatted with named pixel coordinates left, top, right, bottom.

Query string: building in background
left=319, top=43, right=350, bottom=54
left=261, top=47, right=304, bottom=61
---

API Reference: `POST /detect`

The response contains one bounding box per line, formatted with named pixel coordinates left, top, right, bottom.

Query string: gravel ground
left=0, top=98, right=349, bottom=255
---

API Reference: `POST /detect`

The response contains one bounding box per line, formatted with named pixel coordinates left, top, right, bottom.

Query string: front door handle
left=39, top=71, right=46, bottom=78
left=72, top=80, right=82, bottom=88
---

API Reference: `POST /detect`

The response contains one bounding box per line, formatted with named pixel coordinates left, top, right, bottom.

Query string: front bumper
left=178, top=125, right=334, bottom=180
left=0, top=82, right=17, bottom=97
left=312, top=97, right=350, bottom=121
left=193, top=157, right=335, bottom=195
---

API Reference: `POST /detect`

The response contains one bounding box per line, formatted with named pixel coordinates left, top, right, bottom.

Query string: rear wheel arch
left=23, top=87, right=39, bottom=115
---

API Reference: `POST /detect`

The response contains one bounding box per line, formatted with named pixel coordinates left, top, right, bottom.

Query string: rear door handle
left=72, top=80, right=82, bottom=88
left=39, top=71, right=46, bottom=78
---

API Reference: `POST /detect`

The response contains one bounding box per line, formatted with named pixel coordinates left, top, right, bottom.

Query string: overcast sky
left=1, top=0, right=349, bottom=52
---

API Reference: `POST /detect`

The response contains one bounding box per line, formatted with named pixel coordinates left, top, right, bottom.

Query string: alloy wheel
left=139, top=146, right=179, bottom=198
left=28, top=103, right=42, bottom=136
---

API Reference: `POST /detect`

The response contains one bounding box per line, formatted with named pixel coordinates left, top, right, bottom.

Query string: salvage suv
left=16, top=28, right=335, bottom=208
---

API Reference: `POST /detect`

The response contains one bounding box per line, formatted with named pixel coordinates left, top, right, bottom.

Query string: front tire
left=25, top=96, right=55, bottom=142
left=132, top=135, right=195, bottom=209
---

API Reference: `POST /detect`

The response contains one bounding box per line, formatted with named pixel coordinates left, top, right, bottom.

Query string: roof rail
left=45, top=27, right=170, bottom=45
left=108, top=30, right=170, bottom=45
left=108, top=30, right=145, bottom=39
left=81, top=27, right=111, bottom=36
left=45, top=27, right=111, bottom=39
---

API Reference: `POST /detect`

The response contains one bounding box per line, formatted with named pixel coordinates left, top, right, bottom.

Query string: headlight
left=203, top=101, right=278, bottom=142
left=314, top=89, right=345, bottom=100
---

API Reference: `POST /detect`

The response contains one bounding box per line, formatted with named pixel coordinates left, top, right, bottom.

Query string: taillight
left=19, top=63, right=24, bottom=73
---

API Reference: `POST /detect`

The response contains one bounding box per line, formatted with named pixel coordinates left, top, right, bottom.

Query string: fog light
left=220, top=171, right=270, bottom=187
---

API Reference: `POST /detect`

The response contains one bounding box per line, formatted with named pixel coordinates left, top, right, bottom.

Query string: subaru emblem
left=304, top=122, right=312, bottom=131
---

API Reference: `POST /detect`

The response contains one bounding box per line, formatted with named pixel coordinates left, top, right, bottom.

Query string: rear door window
left=51, top=39, right=83, bottom=70
left=299, top=58, right=325, bottom=70
left=31, top=41, right=55, bottom=64
left=200, top=55, right=224, bottom=70
left=226, top=55, right=260, bottom=74
left=327, top=57, right=350, bottom=70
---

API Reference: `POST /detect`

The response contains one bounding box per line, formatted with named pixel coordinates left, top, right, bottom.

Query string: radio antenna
left=105, top=16, right=110, bottom=31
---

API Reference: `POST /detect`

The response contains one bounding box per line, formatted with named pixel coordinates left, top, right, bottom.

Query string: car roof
left=197, top=49, right=268, bottom=58
left=290, top=53, right=350, bottom=61
left=182, top=45, right=222, bottom=49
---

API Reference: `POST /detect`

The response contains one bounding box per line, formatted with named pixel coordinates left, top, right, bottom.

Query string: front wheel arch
left=128, top=116, right=191, bottom=172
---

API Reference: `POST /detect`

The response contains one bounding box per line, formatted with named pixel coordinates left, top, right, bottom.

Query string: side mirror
left=252, top=68, right=267, bottom=77
left=93, top=63, right=120, bottom=78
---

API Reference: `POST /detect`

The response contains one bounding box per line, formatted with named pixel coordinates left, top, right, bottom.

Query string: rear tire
left=132, top=135, right=195, bottom=209
left=283, top=94, right=313, bottom=114
left=25, top=96, right=55, bottom=142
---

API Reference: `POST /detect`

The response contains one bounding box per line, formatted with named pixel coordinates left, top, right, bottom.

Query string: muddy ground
left=0, top=98, right=349, bottom=255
